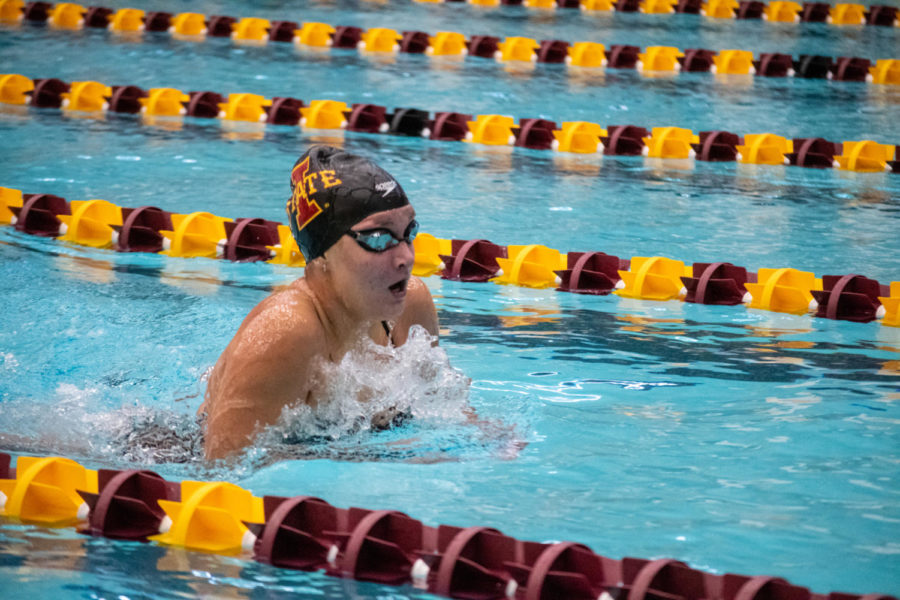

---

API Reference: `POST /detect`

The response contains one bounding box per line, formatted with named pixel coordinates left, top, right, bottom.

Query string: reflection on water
left=221, top=123, right=267, bottom=143
left=0, top=523, right=441, bottom=600
left=56, top=253, right=116, bottom=284
left=497, top=306, right=562, bottom=328
left=441, top=303, right=900, bottom=393
left=141, top=114, right=184, bottom=132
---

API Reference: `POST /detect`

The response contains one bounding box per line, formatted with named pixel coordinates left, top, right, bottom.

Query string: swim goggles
left=347, top=219, right=419, bottom=253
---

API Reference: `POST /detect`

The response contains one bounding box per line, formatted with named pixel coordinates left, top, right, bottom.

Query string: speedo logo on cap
left=374, top=180, right=397, bottom=197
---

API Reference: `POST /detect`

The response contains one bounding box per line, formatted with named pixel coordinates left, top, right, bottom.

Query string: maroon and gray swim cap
left=286, top=145, right=409, bottom=260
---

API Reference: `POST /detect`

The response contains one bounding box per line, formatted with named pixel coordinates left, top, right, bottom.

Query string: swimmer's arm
left=204, top=314, right=321, bottom=460
left=392, top=277, right=439, bottom=345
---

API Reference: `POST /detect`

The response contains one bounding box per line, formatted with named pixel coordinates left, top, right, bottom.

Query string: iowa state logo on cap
left=287, top=157, right=344, bottom=231
left=288, top=157, right=322, bottom=231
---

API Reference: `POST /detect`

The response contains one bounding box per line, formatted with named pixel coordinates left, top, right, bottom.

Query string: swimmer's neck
left=297, top=273, right=384, bottom=358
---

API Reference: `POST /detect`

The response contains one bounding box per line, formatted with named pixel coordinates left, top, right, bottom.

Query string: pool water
left=1, top=0, right=899, bottom=598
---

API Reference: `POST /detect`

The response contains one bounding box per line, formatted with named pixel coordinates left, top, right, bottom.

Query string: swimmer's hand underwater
left=370, top=406, right=413, bottom=431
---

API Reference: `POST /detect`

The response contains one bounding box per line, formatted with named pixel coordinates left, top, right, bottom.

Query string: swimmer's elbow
left=204, top=430, right=250, bottom=461
left=203, top=411, right=258, bottom=460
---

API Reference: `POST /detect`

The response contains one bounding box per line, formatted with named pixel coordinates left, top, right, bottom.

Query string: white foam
left=271, top=326, right=471, bottom=443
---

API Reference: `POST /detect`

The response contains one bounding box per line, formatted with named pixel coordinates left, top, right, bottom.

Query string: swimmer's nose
left=395, top=238, right=414, bottom=272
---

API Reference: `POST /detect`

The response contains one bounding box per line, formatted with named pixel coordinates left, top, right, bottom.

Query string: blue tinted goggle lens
left=348, top=220, right=419, bottom=253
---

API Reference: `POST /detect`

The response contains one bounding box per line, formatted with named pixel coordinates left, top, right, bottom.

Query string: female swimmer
left=200, top=145, right=439, bottom=459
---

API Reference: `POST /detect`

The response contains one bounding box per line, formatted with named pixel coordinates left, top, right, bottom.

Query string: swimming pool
left=1, top=0, right=899, bottom=598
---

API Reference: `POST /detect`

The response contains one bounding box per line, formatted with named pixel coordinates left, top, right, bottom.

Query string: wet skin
left=201, top=205, right=439, bottom=460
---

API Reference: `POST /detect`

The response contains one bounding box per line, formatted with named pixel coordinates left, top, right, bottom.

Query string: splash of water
left=249, top=326, right=480, bottom=463
left=0, top=326, right=523, bottom=471
left=275, top=326, right=470, bottom=438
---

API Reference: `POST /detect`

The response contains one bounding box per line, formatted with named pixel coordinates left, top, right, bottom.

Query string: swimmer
left=200, top=146, right=440, bottom=460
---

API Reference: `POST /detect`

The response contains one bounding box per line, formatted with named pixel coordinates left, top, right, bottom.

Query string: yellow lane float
left=140, top=88, right=189, bottom=117
left=764, top=0, right=801, bottom=22
left=567, top=42, right=607, bottom=67
left=49, top=2, right=85, bottom=29
left=643, top=127, right=697, bottom=159
left=233, top=17, right=270, bottom=41
left=267, top=225, right=306, bottom=267
left=219, top=93, right=271, bottom=122
left=497, top=37, right=539, bottom=62
left=109, top=8, right=144, bottom=32
left=160, top=212, right=233, bottom=258
left=360, top=27, right=402, bottom=52
left=466, top=115, right=518, bottom=145
left=828, top=3, right=866, bottom=25
left=412, top=233, right=452, bottom=277
left=616, top=256, right=689, bottom=301
left=61, top=80, right=111, bottom=112
left=702, top=0, right=739, bottom=18
left=712, top=50, right=755, bottom=75
left=0, top=456, right=98, bottom=526
left=426, top=31, right=467, bottom=56
left=58, top=199, right=123, bottom=248
left=581, top=0, right=615, bottom=9
left=494, top=245, right=566, bottom=288
left=878, top=283, right=900, bottom=327
left=0, top=0, right=25, bottom=22
left=868, top=59, right=900, bottom=85
left=641, top=0, right=676, bottom=14
left=171, top=12, right=206, bottom=37
left=745, top=268, right=821, bottom=314
left=552, top=121, right=607, bottom=154
left=834, top=141, right=895, bottom=172
left=149, top=481, right=265, bottom=554
left=637, top=46, right=684, bottom=72
left=0, top=73, right=33, bottom=105
left=296, top=22, right=335, bottom=47
left=0, top=186, right=24, bottom=224
left=736, top=134, right=792, bottom=165
left=300, top=100, right=350, bottom=129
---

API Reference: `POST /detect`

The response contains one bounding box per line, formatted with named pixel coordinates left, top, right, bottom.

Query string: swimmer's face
left=324, top=204, right=417, bottom=321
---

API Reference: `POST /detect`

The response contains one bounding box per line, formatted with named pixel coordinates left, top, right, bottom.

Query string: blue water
left=1, top=2, right=900, bottom=598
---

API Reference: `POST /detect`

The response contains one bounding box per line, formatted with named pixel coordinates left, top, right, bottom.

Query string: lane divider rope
left=2, top=0, right=898, bottom=38
left=0, top=453, right=897, bottom=600
left=1, top=186, right=897, bottom=326
left=1, top=74, right=899, bottom=176
left=1, top=3, right=899, bottom=85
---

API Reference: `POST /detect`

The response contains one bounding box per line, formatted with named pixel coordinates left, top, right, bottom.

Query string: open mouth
left=388, top=278, right=409, bottom=295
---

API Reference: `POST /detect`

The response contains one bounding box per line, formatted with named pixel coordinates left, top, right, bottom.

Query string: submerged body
left=201, top=146, right=439, bottom=459
left=201, top=272, right=438, bottom=459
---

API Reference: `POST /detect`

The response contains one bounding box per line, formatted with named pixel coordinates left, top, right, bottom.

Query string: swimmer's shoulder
left=405, top=277, right=432, bottom=309
left=232, top=280, right=327, bottom=354
left=395, top=277, right=439, bottom=342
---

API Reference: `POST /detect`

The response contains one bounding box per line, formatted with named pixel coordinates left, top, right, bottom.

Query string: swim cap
left=286, top=145, right=409, bottom=260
